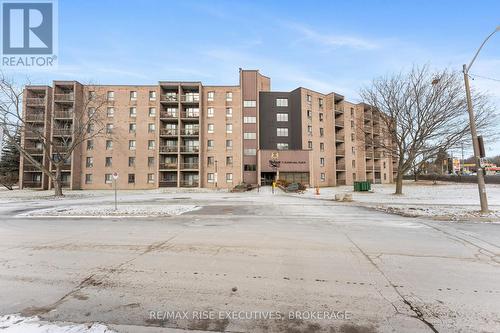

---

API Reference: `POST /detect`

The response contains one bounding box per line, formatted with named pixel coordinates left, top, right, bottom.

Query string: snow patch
left=19, top=205, right=200, bottom=217
left=0, top=314, right=116, bottom=333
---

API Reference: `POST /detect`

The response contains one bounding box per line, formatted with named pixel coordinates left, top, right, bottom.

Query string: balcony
left=25, top=113, right=45, bottom=122
left=364, top=125, right=373, bottom=133
left=180, top=128, right=200, bottom=136
left=52, top=128, right=73, bottom=136
left=180, top=94, right=200, bottom=103
left=159, top=112, right=178, bottom=119
left=335, top=148, right=345, bottom=156
left=54, top=93, right=74, bottom=102
left=374, top=166, right=382, bottom=172
left=61, top=163, right=72, bottom=171
left=159, top=162, right=177, bottom=170
left=335, top=135, right=345, bottom=143
left=336, top=163, right=346, bottom=171
left=24, top=129, right=43, bottom=138
left=159, top=146, right=178, bottom=153
left=180, top=146, right=200, bottom=153
left=374, top=152, right=382, bottom=159
left=334, top=108, right=344, bottom=115
left=180, top=162, right=199, bottom=170
left=159, top=180, right=177, bottom=187
left=180, top=180, right=199, bottom=187
left=364, top=113, right=372, bottom=122
left=23, top=181, right=42, bottom=188
left=160, top=94, right=178, bottom=103
left=25, top=146, right=44, bottom=154
left=337, top=179, right=346, bottom=186
left=366, top=163, right=374, bottom=170
left=26, top=97, right=46, bottom=106
left=23, top=163, right=41, bottom=171
left=335, top=117, right=344, bottom=128
left=159, top=129, right=178, bottom=136
left=180, top=111, right=200, bottom=119
left=365, top=151, right=374, bottom=159
left=53, top=111, right=73, bottom=119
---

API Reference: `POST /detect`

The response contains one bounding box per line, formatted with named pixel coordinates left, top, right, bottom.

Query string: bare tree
left=360, top=65, right=496, bottom=194
left=0, top=72, right=108, bottom=196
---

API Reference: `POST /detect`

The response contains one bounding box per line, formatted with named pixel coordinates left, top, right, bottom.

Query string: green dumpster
left=354, top=181, right=371, bottom=192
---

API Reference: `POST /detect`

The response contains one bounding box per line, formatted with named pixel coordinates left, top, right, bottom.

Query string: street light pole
left=461, top=26, right=499, bottom=213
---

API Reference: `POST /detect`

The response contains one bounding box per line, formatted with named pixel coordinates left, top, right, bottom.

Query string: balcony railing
left=52, top=128, right=73, bottom=136
left=180, top=146, right=200, bottom=153
left=180, top=162, right=199, bottom=170
left=23, top=181, right=42, bottom=187
left=337, top=179, right=346, bottom=185
left=365, top=151, right=374, bottom=158
left=159, top=129, right=178, bottom=136
left=23, top=164, right=42, bottom=171
left=159, top=146, right=178, bottom=153
left=160, top=95, right=178, bottom=102
left=53, top=111, right=74, bottom=119
left=159, top=112, right=178, bottom=119
left=159, top=180, right=177, bottom=187
left=25, top=147, right=44, bottom=154
left=180, top=128, right=200, bottom=136
left=366, top=164, right=374, bottom=169
left=24, top=129, right=44, bottom=138
left=179, top=180, right=199, bottom=187
left=364, top=125, right=373, bottom=133
left=374, top=166, right=382, bottom=172
left=335, top=149, right=345, bottom=156
left=180, top=94, right=200, bottom=102
left=336, top=163, right=346, bottom=170
left=335, top=117, right=344, bottom=127
left=374, top=152, right=382, bottom=159
left=159, top=162, right=178, bottom=170
left=334, top=108, right=344, bottom=115
left=25, top=113, right=45, bottom=122
left=180, top=112, right=199, bottom=119
left=335, top=135, right=345, bottom=142
left=61, top=163, right=72, bottom=171
left=364, top=114, right=372, bottom=122
left=54, top=93, right=74, bottom=102
left=26, top=97, right=46, bottom=106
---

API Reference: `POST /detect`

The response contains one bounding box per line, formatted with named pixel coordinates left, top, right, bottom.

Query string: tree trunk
left=413, top=171, right=419, bottom=182
left=53, top=165, right=63, bottom=196
left=395, top=170, right=404, bottom=195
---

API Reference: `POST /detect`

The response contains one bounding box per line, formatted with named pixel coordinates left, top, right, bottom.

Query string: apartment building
left=19, top=69, right=396, bottom=190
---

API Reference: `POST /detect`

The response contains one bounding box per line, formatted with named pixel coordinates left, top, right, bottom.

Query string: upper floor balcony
left=26, top=97, right=46, bottom=106
left=54, top=93, right=74, bottom=103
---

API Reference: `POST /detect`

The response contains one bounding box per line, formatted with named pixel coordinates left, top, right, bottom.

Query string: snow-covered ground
left=0, top=314, right=116, bottom=333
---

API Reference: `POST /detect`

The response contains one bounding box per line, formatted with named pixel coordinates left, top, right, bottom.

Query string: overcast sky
left=6, top=0, right=500, bottom=156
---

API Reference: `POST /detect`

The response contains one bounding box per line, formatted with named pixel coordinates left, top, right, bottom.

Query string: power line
left=468, top=73, right=500, bottom=83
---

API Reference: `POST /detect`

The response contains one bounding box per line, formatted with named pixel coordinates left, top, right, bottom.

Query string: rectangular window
left=308, top=141, right=312, bottom=149
left=207, top=156, right=214, bottom=166
left=308, top=125, right=312, bottom=134
left=243, top=100, right=256, bottom=107
left=148, top=173, right=155, bottom=183
left=307, top=110, right=312, bottom=118
left=105, top=157, right=112, bottom=167
left=129, top=123, right=136, bottom=133
left=129, top=157, right=136, bottom=167
left=307, top=94, right=312, bottom=103
left=85, top=174, right=93, bottom=184
left=148, top=157, right=155, bottom=167
left=319, top=98, right=323, bottom=108
left=320, top=173, right=325, bottom=181
left=207, top=107, right=214, bottom=117
left=107, top=91, right=114, bottom=101
left=244, top=164, right=256, bottom=171
left=207, top=173, right=214, bottom=183
left=244, top=148, right=256, bottom=156
left=106, top=123, right=113, bottom=134
left=226, top=173, right=233, bottom=183
left=129, top=140, right=136, bottom=150
left=106, top=140, right=113, bottom=150
left=86, top=157, right=93, bottom=168
left=207, top=139, right=214, bottom=149
left=130, top=91, right=137, bottom=101
left=276, top=98, right=288, bottom=107
left=149, top=107, right=156, bottom=117
left=226, top=124, right=233, bottom=133
left=89, top=91, right=96, bottom=100
left=107, top=107, right=114, bottom=117
left=243, top=116, right=256, bottom=123
left=105, top=174, right=113, bottom=184
left=208, top=123, right=214, bottom=133
left=226, top=156, right=233, bottom=166
left=351, top=108, right=354, bottom=118
left=148, top=140, right=155, bottom=150
left=149, top=91, right=156, bottom=101
left=226, top=139, right=233, bottom=149
left=129, top=107, right=137, bottom=117
left=351, top=120, right=355, bottom=128
left=320, top=143, right=324, bottom=151
left=277, top=113, right=288, bottom=122
left=320, top=128, right=324, bottom=137
left=244, top=132, right=256, bottom=139
left=226, top=92, right=232, bottom=101
left=353, top=173, right=357, bottom=181
left=226, top=108, right=232, bottom=117
left=277, top=128, right=288, bottom=137
left=207, top=91, right=215, bottom=101
left=320, top=157, right=325, bottom=166
left=87, top=140, right=94, bottom=150
left=352, top=160, right=356, bottom=168
left=128, top=174, right=135, bottom=184
left=277, top=143, right=289, bottom=150
left=148, top=123, right=156, bottom=133
left=319, top=113, right=324, bottom=122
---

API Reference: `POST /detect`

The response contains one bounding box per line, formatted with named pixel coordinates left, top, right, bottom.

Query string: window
left=383, top=161, right=386, bottom=169
left=351, top=120, right=355, bottom=129
left=319, top=98, right=323, bottom=108
left=243, top=116, right=256, bottom=123
left=86, top=157, right=93, bottom=168
left=89, top=91, right=96, bottom=100
left=243, top=100, right=256, bottom=107
left=244, top=148, right=256, bottom=156
left=320, top=128, right=324, bottom=137
left=208, top=123, right=214, bottom=133
left=129, top=140, right=136, bottom=150
left=307, top=94, right=312, bottom=103
left=320, top=158, right=325, bottom=166
left=207, top=140, right=214, bottom=149
left=308, top=141, right=313, bottom=149
left=106, top=123, right=113, bottom=134
left=149, top=91, right=156, bottom=101
left=384, top=173, right=387, bottom=181
left=148, top=173, right=155, bottom=183
left=352, top=160, right=356, bottom=168
left=276, top=113, right=288, bottom=122
left=226, top=124, right=232, bottom=133
left=207, top=173, right=214, bottom=183
left=320, top=173, right=325, bottom=181
left=129, top=123, right=136, bottom=133
left=107, top=91, right=114, bottom=101
left=244, top=164, right=256, bottom=171
left=130, top=91, right=137, bottom=101
left=87, top=123, right=94, bottom=133
left=353, top=173, right=357, bottom=181
left=207, top=107, right=214, bottom=118
left=85, top=174, right=93, bottom=184
left=207, top=91, right=215, bottom=101
left=148, top=140, right=155, bottom=150
left=106, top=140, right=113, bottom=150
left=226, top=92, right=232, bottom=101
left=277, top=128, right=288, bottom=137
left=244, top=132, right=256, bottom=139
left=149, top=107, right=156, bottom=117
left=320, top=143, right=324, bottom=151
left=226, top=108, right=232, bottom=117
left=129, top=157, right=136, bottom=167
left=87, top=140, right=94, bottom=150
left=128, top=174, right=135, bottom=184
left=226, top=173, right=233, bottom=183
left=105, top=174, right=113, bottom=184
left=207, top=156, right=214, bottom=166
left=226, top=156, right=233, bottom=166
left=129, top=107, right=137, bottom=117
left=105, top=157, right=112, bottom=167
left=277, top=143, right=289, bottom=150
left=307, top=125, right=312, bottom=134
left=87, top=107, right=96, bottom=118
left=351, top=108, right=354, bottom=118
left=276, top=98, right=288, bottom=107
left=307, top=110, right=312, bottom=118
left=226, top=139, right=233, bottom=149
left=148, top=157, right=155, bottom=167
left=148, top=123, right=156, bottom=133
left=352, top=147, right=355, bottom=154
left=351, top=133, right=355, bottom=141
left=319, top=113, right=324, bottom=122
left=107, top=107, right=114, bottom=117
